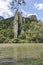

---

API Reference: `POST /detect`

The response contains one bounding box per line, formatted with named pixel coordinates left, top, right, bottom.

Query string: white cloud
left=19, top=9, right=38, bottom=19
left=19, top=9, right=38, bottom=18
left=0, top=12, right=3, bottom=16
left=34, top=3, right=43, bottom=10
left=0, top=0, right=13, bottom=18
left=27, top=13, right=38, bottom=17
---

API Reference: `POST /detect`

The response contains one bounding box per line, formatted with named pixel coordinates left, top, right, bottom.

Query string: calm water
left=0, top=58, right=43, bottom=65
left=0, top=58, right=17, bottom=65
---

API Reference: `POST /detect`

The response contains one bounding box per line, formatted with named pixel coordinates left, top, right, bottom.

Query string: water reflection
left=0, top=58, right=17, bottom=65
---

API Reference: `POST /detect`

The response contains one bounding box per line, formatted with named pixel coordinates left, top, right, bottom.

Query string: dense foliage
left=0, top=17, right=14, bottom=43
left=0, top=15, right=43, bottom=43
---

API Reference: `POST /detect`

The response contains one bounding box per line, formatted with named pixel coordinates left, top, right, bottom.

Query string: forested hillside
left=0, top=17, right=14, bottom=43
left=0, top=15, right=43, bottom=43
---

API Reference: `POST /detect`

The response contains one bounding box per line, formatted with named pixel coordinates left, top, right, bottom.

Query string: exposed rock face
left=22, top=17, right=25, bottom=23
left=13, top=10, right=22, bottom=38
left=13, top=10, right=18, bottom=38
left=13, top=12, right=38, bottom=38
left=28, top=15, right=37, bottom=21
left=18, top=11, right=22, bottom=36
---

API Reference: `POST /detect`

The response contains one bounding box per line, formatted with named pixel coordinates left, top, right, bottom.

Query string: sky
left=0, top=0, right=43, bottom=20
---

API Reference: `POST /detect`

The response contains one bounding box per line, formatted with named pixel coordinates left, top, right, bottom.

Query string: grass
left=0, top=44, right=43, bottom=59
left=0, top=44, right=43, bottom=65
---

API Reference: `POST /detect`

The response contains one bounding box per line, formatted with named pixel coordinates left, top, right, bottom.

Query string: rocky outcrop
left=13, top=10, right=22, bottom=38
left=13, top=11, right=38, bottom=38
left=28, top=15, right=37, bottom=21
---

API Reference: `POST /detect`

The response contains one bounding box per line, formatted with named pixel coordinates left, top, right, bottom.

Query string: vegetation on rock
left=0, top=14, right=43, bottom=43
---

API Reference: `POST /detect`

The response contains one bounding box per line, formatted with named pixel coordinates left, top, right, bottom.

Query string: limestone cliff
left=13, top=10, right=22, bottom=38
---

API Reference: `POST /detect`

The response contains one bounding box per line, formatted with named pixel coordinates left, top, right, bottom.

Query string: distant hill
left=0, top=16, right=4, bottom=20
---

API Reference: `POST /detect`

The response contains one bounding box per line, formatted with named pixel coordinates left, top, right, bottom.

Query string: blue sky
left=0, top=0, right=43, bottom=20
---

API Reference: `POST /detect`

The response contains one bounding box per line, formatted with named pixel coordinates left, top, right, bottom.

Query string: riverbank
left=0, top=44, right=43, bottom=59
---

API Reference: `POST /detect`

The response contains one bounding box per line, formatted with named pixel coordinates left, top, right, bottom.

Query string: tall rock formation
left=13, top=10, right=22, bottom=38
